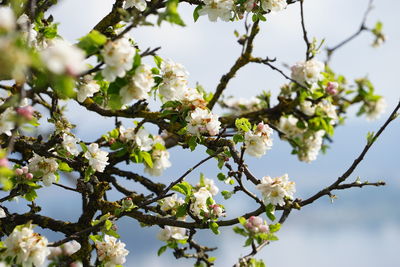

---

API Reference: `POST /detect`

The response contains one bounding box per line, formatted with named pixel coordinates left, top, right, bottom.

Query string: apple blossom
left=261, top=0, right=288, bottom=12
left=83, top=143, right=109, bottom=172
left=199, top=0, right=234, bottom=22
left=120, top=64, right=154, bottom=104
left=28, top=154, right=59, bottom=186
left=256, top=174, right=296, bottom=206
left=95, top=235, right=129, bottom=267
left=291, top=59, right=325, bottom=86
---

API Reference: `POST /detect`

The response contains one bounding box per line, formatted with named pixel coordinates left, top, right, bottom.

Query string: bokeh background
left=6, top=0, right=400, bottom=266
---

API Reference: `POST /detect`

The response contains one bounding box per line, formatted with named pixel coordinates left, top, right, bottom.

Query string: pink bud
left=249, top=216, right=263, bottom=227
left=25, top=173, right=33, bottom=180
left=15, top=168, right=24, bottom=175
left=257, top=122, right=265, bottom=131
left=21, top=166, right=29, bottom=173
left=245, top=222, right=253, bottom=230
left=0, top=158, right=9, bottom=168
left=326, top=82, right=338, bottom=95
left=259, top=224, right=269, bottom=233
left=16, top=106, right=34, bottom=120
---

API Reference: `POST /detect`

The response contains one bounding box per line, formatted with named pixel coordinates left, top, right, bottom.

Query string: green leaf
left=366, top=131, right=376, bottom=145
left=175, top=204, right=187, bottom=218
left=233, top=226, right=247, bottom=237
left=221, top=190, right=232, bottom=200
left=171, top=181, right=192, bottom=196
left=157, top=245, right=168, bottom=256
left=141, top=151, right=153, bottom=168
left=269, top=223, right=281, bottom=233
left=265, top=204, right=276, bottom=221
left=77, top=30, right=107, bottom=55
left=24, top=189, right=38, bottom=202
left=244, top=237, right=253, bottom=247
left=235, top=118, right=251, bottom=132
left=154, top=55, right=163, bottom=68
left=193, top=5, right=202, bottom=22
left=217, top=173, right=226, bottom=181
left=58, top=162, right=73, bottom=172
left=133, top=52, right=142, bottom=70
left=209, top=222, right=220, bottom=235
left=188, top=136, right=197, bottom=151
left=233, top=133, right=244, bottom=143
left=80, top=142, right=88, bottom=153
left=52, top=76, right=75, bottom=99
left=238, top=217, right=246, bottom=225
left=104, top=219, right=113, bottom=231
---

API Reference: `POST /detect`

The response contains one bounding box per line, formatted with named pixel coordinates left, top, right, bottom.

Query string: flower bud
left=249, top=216, right=263, bottom=227
left=25, top=173, right=33, bottom=180
left=326, top=82, right=338, bottom=95
left=15, top=168, right=24, bottom=175
left=16, top=106, right=35, bottom=120
left=0, top=158, right=9, bottom=167
left=22, top=166, right=29, bottom=173
left=259, top=224, right=269, bottom=233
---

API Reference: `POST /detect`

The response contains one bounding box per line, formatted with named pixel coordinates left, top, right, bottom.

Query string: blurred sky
left=7, top=0, right=400, bottom=266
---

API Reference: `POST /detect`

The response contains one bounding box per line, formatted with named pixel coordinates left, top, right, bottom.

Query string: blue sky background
left=4, top=0, right=400, bottom=266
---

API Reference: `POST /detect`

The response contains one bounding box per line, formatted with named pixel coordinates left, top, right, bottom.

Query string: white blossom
left=101, top=37, right=135, bottom=82
left=125, top=0, right=148, bottom=11
left=199, top=0, right=234, bottom=22
left=28, top=154, right=59, bottom=186
left=197, top=177, right=219, bottom=196
left=62, top=240, right=81, bottom=255
left=244, top=122, right=273, bottom=158
left=0, top=108, right=15, bottom=136
left=159, top=59, right=189, bottom=102
left=83, top=143, right=109, bottom=172
left=0, top=7, right=15, bottom=31
left=291, top=59, right=325, bottom=86
left=223, top=97, right=262, bottom=115
left=190, top=187, right=213, bottom=217
left=41, top=39, right=87, bottom=76
left=4, top=225, right=51, bottom=267
left=16, top=14, right=38, bottom=47
left=261, top=0, right=288, bottom=12
left=300, top=100, right=316, bottom=116
left=278, top=115, right=305, bottom=138
left=365, top=97, right=386, bottom=121
left=160, top=193, right=184, bottom=212
left=134, top=128, right=153, bottom=151
left=318, top=100, right=338, bottom=124
left=256, top=174, right=295, bottom=206
left=186, top=107, right=221, bottom=136
left=144, top=149, right=171, bottom=176
left=157, top=226, right=187, bottom=242
left=77, top=76, right=100, bottom=102
left=298, top=130, right=325, bottom=163
left=62, top=133, right=80, bottom=156
left=95, top=235, right=129, bottom=267
left=120, top=64, right=154, bottom=104
left=0, top=207, right=6, bottom=218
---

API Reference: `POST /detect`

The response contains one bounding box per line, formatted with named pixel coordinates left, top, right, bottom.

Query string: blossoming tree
left=0, top=0, right=397, bottom=266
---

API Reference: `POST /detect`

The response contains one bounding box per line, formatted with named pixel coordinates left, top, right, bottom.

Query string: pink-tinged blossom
left=256, top=174, right=295, bottom=206
left=95, top=235, right=129, bottom=267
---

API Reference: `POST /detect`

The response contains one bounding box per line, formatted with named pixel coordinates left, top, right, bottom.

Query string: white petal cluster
left=28, top=154, right=59, bottom=186
left=199, top=0, right=234, bottom=22
left=144, top=149, right=171, bottom=176
left=186, top=107, right=221, bottom=136
left=0, top=207, right=6, bottom=218
left=291, top=59, right=325, bottom=86
left=41, top=39, right=87, bottom=76
left=300, top=100, right=316, bottom=116
left=101, top=37, right=135, bottom=82
left=159, top=193, right=184, bottom=212
left=48, top=240, right=81, bottom=259
left=119, top=126, right=153, bottom=151
left=244, top=122, right=273, bottom=158
left=4, top=225, right=50, bottom=267
left=365, top=97, right=386, bottom=121
left=77, top=75, right=101, bottom=102
left=125, top=0, right=148, bottom=11
left=300, top=100, right=338, bottom=124
left=223, top=97, right=262, bottom=115
left=62, top=133, right=80, bottom=156
left=158, top=226, right=187, bottom=242
left=261, top=0, right=287, bottom=12
left=0, top=108, right=15, bottom=136
left=83, top=143, right=109, bottom=172
left=197, top=177, right=219, bottom=196
left=16, top=14, right=38, bottom=47
left=95, top=235, right=129, bottom=267
left=298, top=130, right=325, bottom=163
left=159, top=59, right=189, bottom=102
left=120, top=64, right=154, bottom=104
left=190, top=187, right=213, bottom=217
left=256, top=174, right=295, bottom=206
left=0, top=7, right=15, bottom=31
left=278, top=115, right=305, bottom=138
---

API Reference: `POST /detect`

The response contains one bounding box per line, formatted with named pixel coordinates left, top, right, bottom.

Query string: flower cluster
left=291, top=59, right=325, bottom=86
left=48, top=240, right=81, bottom=259
left=159, top=59, right=189, bottom=102
left=120, top=64, right=155, bottom=104
left=95, top=235, right=129, bottom=267
left=101, top=37, right=136, bottom=82
left=244, top=122, right=274, bottom=158
left=41, top=39, right=87, bottom=76
left=159, top=193, right=185, bottom=214
left=244, top=216, right=269, bottom=234
left=158, top=226, right=187, bottom=242
left=256, top=174, right=295, bottom=206
left=124, top=0, right=149, bottom=11
left=261, top=0, right=288, bottom=12
left=83, top=143, right=109, bottom=172
left=77, top=75, right=101, bottom=102
left=3, top=225, right=50, bottom=267
left=365, top=97, right=386, bottom=121
left=62, top=132, right=80, bottom=156
left=190, top=177, right=223, bottom=219
left=28, top=154, right=59, bottom=186
left=300, top=100, right=338, bottom=124
left=186, top=107, right=221, bottom=136
left=199, top=0, right=234, bottom=22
